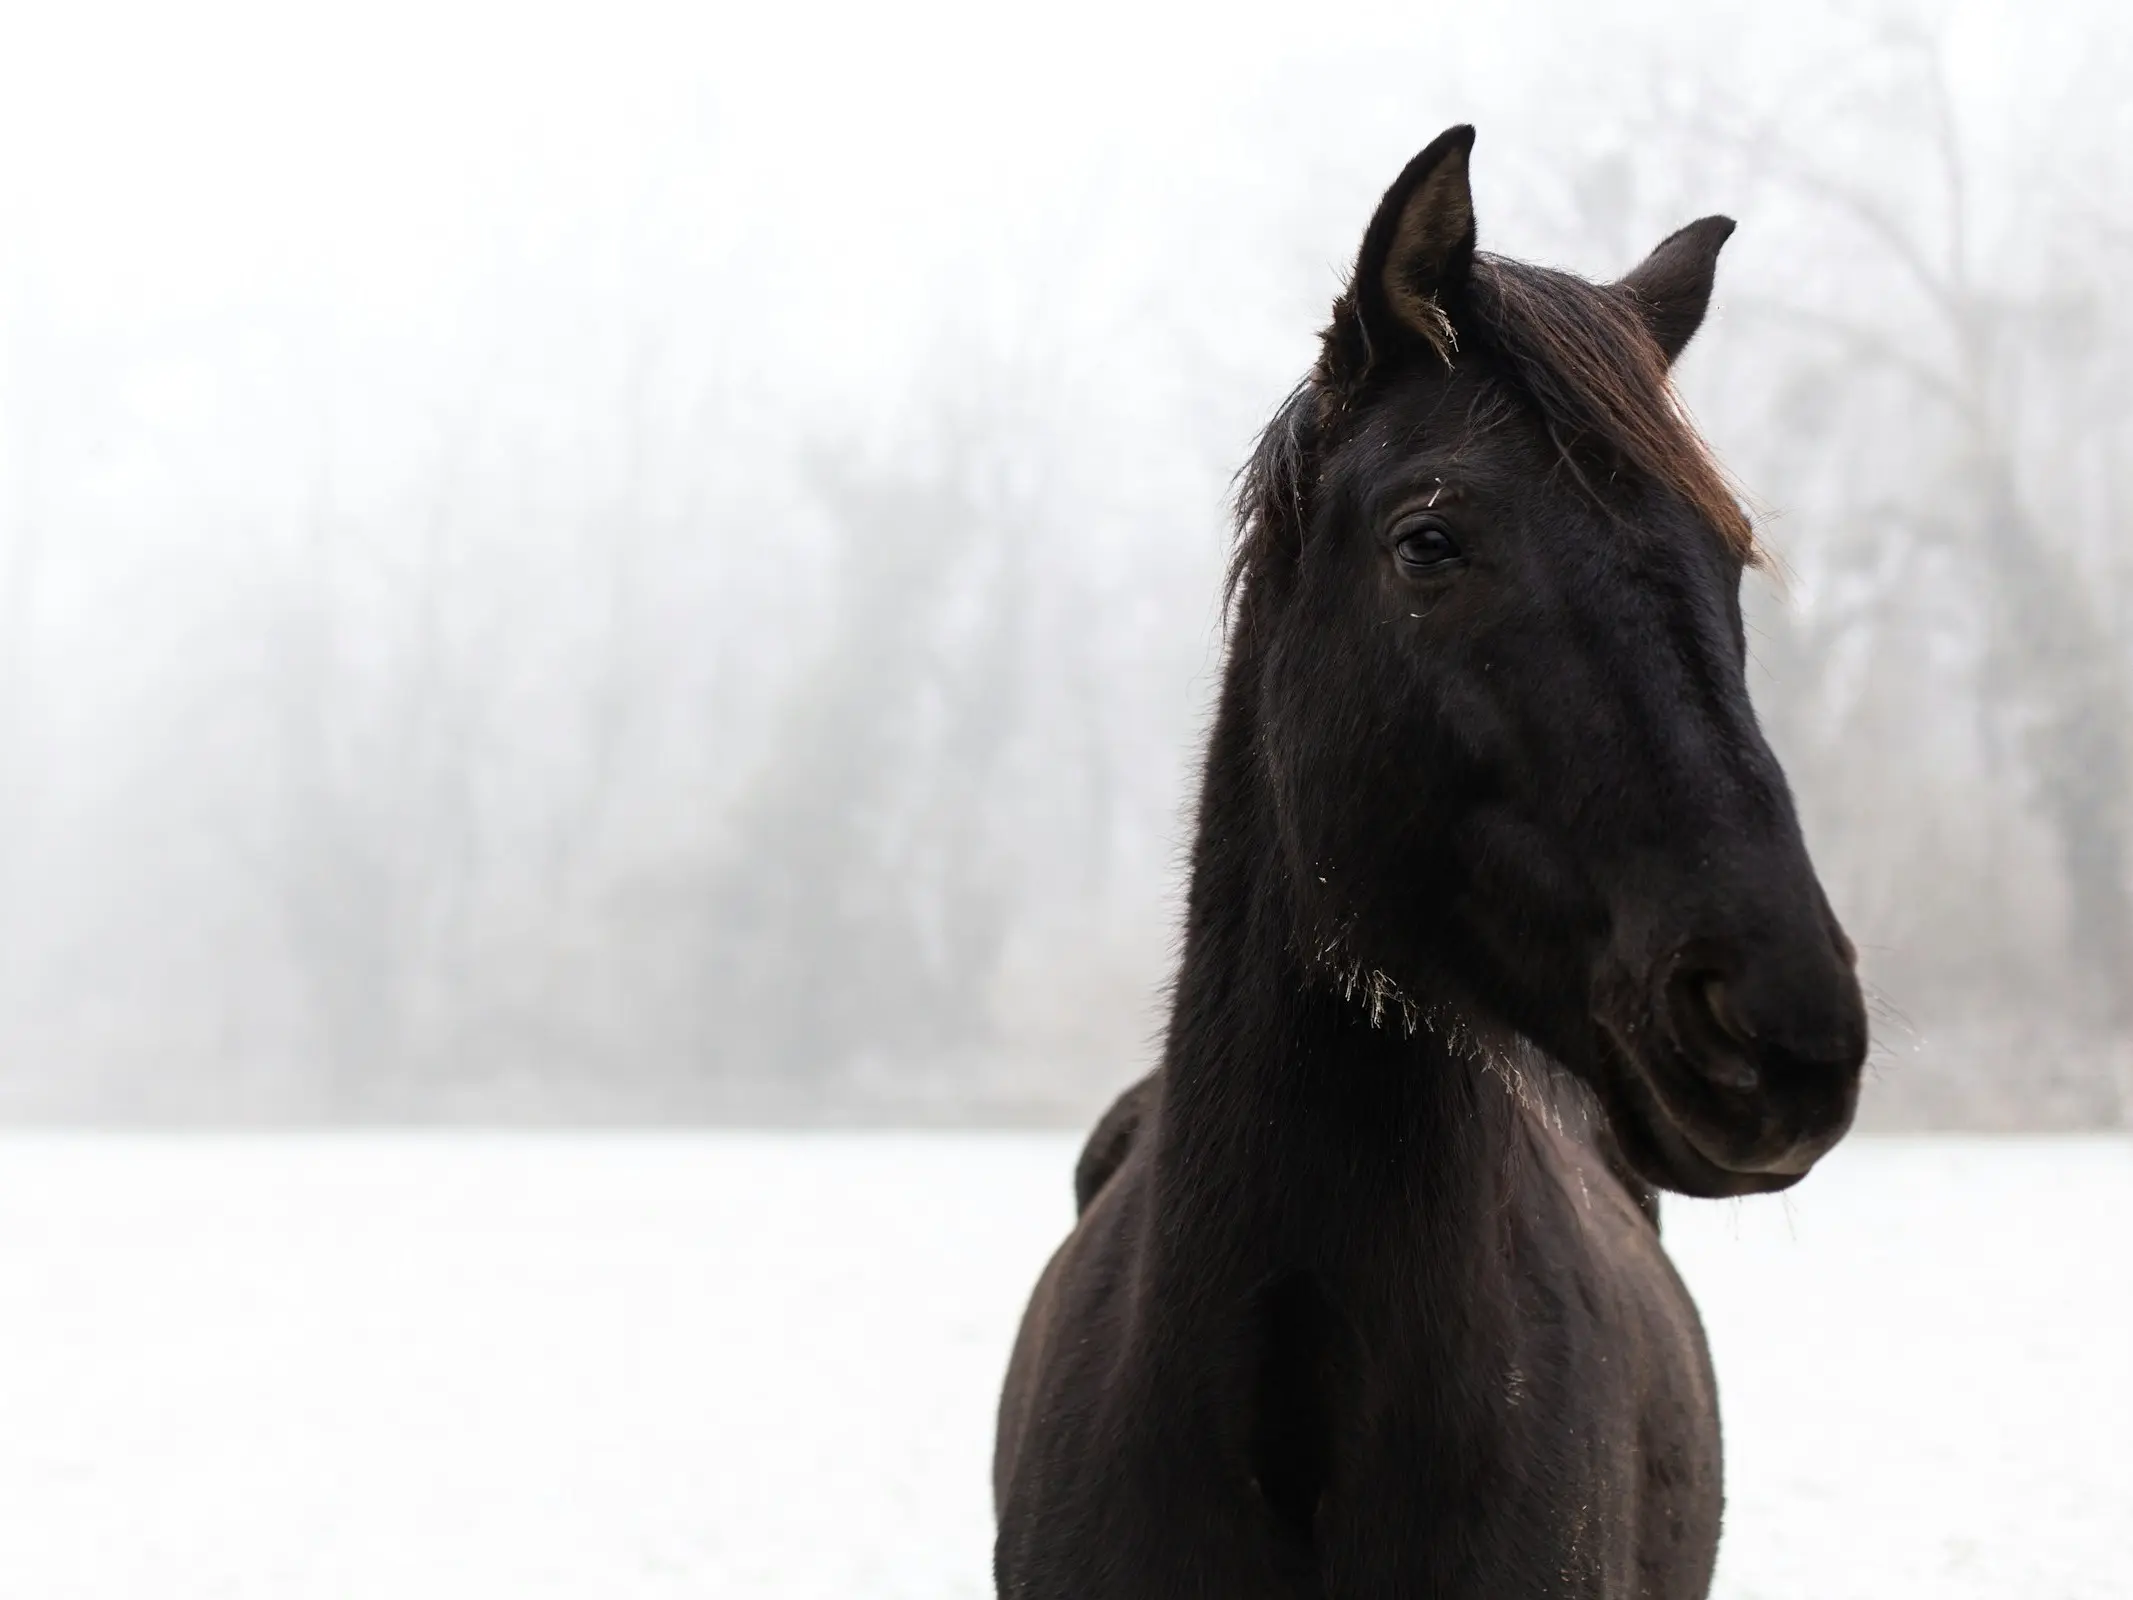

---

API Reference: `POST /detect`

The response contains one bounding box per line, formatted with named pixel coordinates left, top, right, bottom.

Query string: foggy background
left=1, top=0, right=2126, bottom=1128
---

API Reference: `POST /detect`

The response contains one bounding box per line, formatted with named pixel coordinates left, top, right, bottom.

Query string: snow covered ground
left=0, top=1131, right=2123, bottom=1598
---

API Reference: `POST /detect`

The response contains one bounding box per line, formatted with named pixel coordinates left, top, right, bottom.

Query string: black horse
left=993, top=128, right=1868, bottom=1599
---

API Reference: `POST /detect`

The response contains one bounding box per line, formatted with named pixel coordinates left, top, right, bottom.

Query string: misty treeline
left=0, top=4, right=2126, bottom=1123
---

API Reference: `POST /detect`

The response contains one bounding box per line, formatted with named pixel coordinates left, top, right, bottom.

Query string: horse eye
left=1392, top=517, right=1464, bottom=573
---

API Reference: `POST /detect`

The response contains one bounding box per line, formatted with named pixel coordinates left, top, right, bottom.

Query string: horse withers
left=993, top=127, right=1868, bottom=1599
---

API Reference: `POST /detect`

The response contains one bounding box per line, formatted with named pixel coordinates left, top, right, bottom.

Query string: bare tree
left=700, top=437, right=1024, bottom=1090
left=254, top=434, right=485, bottom=1111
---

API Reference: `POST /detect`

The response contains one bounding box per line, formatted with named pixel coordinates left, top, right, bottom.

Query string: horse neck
left=1149, top=641, right=1524, bottom=1298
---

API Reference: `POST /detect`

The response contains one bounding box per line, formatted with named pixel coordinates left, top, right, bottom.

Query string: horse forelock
left=1466, top=254, right=1760, bottom=566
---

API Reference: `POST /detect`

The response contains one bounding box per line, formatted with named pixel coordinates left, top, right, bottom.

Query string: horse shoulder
left=995, top=1119, right=1154, bottom=1522
left=997, top=1141, right=1297, bottom=1597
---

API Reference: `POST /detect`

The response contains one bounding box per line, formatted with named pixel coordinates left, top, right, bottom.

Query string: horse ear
left=1617, top=216, right=1736, bottom=363
left=1325, top=126, right=1478, bottom=385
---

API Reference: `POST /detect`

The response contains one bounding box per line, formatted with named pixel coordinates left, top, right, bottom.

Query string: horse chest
left=1300, top=1333, right=1663, bottom=1597
left=1249, top=1235, right=1676, bottom=1594
left=996, top=1141, right=1721, bottom=1600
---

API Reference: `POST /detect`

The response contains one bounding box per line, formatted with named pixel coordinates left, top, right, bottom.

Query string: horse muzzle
left=1592, top=926, right=1869, bottom=1197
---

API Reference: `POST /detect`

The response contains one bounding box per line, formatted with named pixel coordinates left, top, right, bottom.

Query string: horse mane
left=1227, top=377, right=1320, bottom=618
left=1231, top=253, right=1758, bottom=617
left=1467, top=256, right=1759, bottom=564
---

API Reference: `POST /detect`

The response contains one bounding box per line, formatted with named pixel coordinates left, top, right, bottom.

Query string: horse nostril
left=1668, top=969, right=1761, bottom=1092
left=1699, top=976, right=1753, bottom=1047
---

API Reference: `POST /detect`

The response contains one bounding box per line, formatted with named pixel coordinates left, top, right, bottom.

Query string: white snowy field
left=0, top=1133, right=2123, bottom=1599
